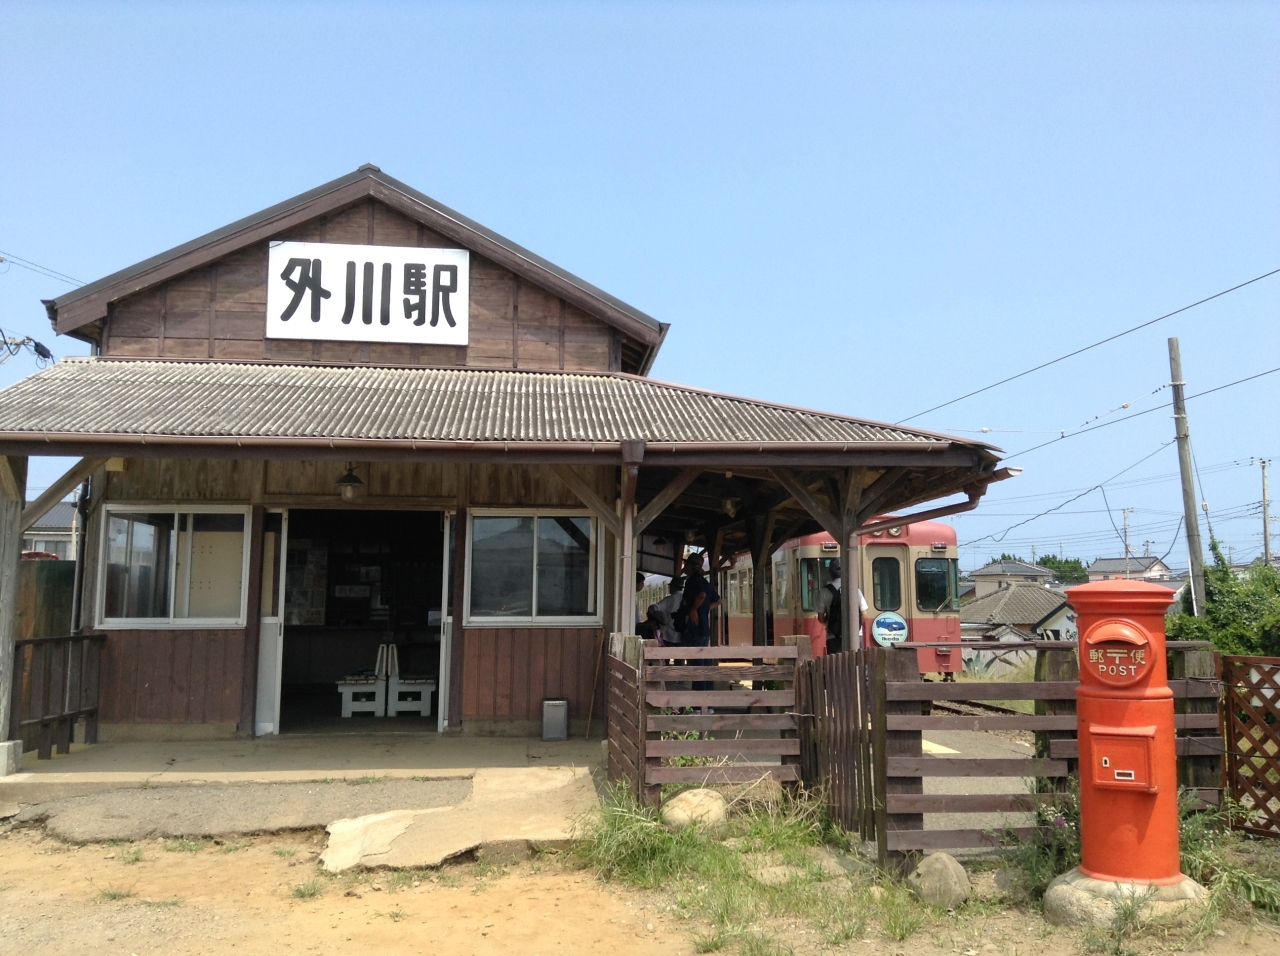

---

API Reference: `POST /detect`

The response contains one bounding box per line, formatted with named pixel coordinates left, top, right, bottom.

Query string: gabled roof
left=971, top=559, right=1053, bottom=578
left=959, top=583, right=1067, bottom=627
left=46, top=165, right=668, bottom=360
left=1087, top=556, right=1169, bottom=574
left=0, top=358, right=1004, bottom=467
left=26, top=501, right=76, bottom=530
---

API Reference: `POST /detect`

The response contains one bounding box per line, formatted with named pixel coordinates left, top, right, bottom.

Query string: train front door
left=864, top=544, right=909, bottom=649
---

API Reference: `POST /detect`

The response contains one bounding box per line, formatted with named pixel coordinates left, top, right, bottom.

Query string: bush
left=1166, top=540, right=1280, bottom=655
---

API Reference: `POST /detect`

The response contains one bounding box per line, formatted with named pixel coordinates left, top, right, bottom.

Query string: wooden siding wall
left=460, top=627, right=604, bottom=725
left=97, top=629, right=245, bottom=725
left=89, top=458, right=618, bottom=732
left=102, top=199, right=624, bottom=373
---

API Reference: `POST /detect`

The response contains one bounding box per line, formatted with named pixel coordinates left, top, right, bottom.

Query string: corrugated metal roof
left=0, top=358, right=981, bottom=447
left=27, top=501, right=76, bottom=530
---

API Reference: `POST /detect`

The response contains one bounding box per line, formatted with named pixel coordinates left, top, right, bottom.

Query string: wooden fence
left=874, top=642, right=1222, bottom=872
left=1223, top=655, right=1280, bottom=837
left=8, top=634, right=105, bottom=758
left=796, top=647, right=874, bottom=838
left=605, top=641, right=803, bottom=805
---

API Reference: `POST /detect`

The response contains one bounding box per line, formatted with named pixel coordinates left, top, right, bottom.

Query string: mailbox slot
left=1089, top=724, right=1157, bottom=793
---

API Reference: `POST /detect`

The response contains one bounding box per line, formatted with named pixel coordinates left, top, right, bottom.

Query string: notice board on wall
left=284, top=538, right=328, bottom=626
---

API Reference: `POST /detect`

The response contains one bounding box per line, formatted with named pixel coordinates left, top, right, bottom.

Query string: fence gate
left=1224, top=655, right=1280, bottom=837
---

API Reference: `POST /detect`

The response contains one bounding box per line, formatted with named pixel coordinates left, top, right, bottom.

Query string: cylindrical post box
left=1066, top=580, right=1181, bottom=884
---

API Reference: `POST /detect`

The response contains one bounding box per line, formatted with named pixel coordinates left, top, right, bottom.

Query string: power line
left=896, top=267, right=1280, bottom=424
left=961, top=440, right=1175, bottom=547
left=1001, top=363, right=1280, bottom=460
left=0, top=250, right=84, bottom=286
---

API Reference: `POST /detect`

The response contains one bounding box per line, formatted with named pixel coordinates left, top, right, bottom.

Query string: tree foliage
left=1166, top=540, right=1280, bottom=655
left=1035, top=554, right=1089, bottom=584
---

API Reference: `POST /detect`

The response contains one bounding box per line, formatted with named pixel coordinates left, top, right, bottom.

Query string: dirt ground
left=2, top=826, right=1279, bottom=956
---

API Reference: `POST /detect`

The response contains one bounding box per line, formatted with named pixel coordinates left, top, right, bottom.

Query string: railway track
left=929, top=699, right=1028, bottom=718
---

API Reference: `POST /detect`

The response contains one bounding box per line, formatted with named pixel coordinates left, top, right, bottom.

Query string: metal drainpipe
left=69, top=477, right=91, bottom=635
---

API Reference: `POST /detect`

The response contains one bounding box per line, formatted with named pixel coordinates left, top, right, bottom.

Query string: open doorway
left=278, top=510, right=445, bottom=734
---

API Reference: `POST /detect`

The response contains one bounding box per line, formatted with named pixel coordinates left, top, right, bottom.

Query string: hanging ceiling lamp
left=336, top=463, right=363, bottom=502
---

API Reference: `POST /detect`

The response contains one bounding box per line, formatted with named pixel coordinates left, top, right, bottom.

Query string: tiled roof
left=1087, top=556, right=1169, bottom=574
left=0, top=359, right=992, bottom=449
left=959, top=583, right=1067, bottom=627
left=971, top=559, right=1053, bottom=577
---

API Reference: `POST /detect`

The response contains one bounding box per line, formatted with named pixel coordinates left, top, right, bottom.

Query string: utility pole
left=1169, top=338, right=1207, bottom=616
left=1263, top=459, right=1272, bottom=567
left=1122, top=508, right=1135, bottom=574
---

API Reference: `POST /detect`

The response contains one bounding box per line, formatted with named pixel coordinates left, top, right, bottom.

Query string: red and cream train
left=719, top=519, right=963, bottom=674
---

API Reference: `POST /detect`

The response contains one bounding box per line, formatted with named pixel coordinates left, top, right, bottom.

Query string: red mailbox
left=1065, top=580, right=1181, bottom=885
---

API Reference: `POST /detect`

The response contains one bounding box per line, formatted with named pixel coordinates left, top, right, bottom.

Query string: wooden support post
left=619, top=464, right=638, bottom=636
left=874, top=647, right=924, bottom=875
left=0, top=456, right=26, bottom=743
left=745, top=513, right=775, bottom=647
left=1171, top=647, right=1222, bottom=797
left=1034, top=645, right=1079, bottom=788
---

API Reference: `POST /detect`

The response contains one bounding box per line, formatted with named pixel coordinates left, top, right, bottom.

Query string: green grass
left=572, top=784, right=932, bottom=946
left=386, top=908, right=406, bottom=922
left=96, top=884, right=135, bottom=902
left=163, top=838, right=208, bottom=853
left=139, top=897, right=183, bottom=907
left=117, top=846, right=144, bottom=865
left=273, top=847, right=297, bottom=858
left=292, top=879, right=323, bottom=900
left=348, top=775, right=385, bottom=785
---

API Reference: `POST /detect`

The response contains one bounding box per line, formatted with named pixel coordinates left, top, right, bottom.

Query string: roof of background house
left=26, top=501, right=75, bottom=531
left=1087, top=556, right=1169, bottom=574
left=959, top=583, right=1068, bottom=627
left=971, top=559, right=1053, bottom=578
left=0, top=359, right=1002, bottom=454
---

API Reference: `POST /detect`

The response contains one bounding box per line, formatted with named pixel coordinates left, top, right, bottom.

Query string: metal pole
left=1168, top=338, right=1207, bottom=617
left=69, top=478, right=91, bottom=635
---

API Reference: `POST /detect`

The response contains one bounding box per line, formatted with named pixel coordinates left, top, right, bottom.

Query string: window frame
left=463, top=508, right=603, bottom=627
left=914, top=556, right=957, bottom=613
left=871, top=556, right=902, bottom=612
left=95, top=503, right=252, bottom=630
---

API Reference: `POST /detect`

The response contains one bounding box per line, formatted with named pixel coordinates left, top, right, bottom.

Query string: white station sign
left=266, top=241, right=469, bottom=346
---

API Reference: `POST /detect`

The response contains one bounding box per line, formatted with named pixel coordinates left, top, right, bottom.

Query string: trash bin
left=542, top=699, right=568, bottom=741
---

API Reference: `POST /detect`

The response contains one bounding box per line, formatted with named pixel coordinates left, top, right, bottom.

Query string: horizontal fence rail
left=8, top=634, right=105, bottom=759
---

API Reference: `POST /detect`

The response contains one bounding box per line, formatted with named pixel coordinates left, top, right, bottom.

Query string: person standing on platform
left=647, top=575, right=685, bottom=646
left=679, top=553, right=720, bottom=693
left=816, top=560, right=867, bottom=655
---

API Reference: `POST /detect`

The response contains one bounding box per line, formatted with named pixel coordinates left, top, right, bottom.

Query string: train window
left=772, top=555, right=789, bottom=611
left=872, top=557, right=901, bottom=611
left=799, top=557, right=838, bottom=611
left=915, top=558, right=956, bottom=612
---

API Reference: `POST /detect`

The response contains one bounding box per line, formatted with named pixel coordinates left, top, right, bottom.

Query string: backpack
left=823, top=583, right=842, bottom=637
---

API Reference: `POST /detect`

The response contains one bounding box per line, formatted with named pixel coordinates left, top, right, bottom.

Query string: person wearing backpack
left=677, top=554, right=720, bottom=693
left=816, top=560, right=867, bottom=655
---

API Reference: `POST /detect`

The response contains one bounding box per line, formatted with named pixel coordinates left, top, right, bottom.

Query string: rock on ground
left=660, top=788, right=727, bottom=830
left=906, top=851, right=972, bottom=908
left=1042, top=867, right=1208, bottom=927
left=15, top=777, right=473, bottom=843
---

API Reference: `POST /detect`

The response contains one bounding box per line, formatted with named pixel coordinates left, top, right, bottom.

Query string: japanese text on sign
left=1088, top=645, right=1148, bottom=679
left=266, top=241, right=469, bottom=345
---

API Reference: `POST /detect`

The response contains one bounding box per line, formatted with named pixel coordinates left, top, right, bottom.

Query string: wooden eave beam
left=20, top=458, right=104, bottom=532
left=769, top=469, right=843, bottom=541
left=550, top=464, right=623, bottom=539
left=634, top=467, right=701, bottom=537
left=855, top=466, right=910, bottom=525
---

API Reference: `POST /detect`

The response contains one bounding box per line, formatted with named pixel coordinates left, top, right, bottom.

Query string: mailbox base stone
left=1043, top=867, right=1207, bottom=928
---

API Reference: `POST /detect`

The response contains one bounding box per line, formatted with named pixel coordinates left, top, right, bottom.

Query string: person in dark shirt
left=679, top=554, right=720, bottom=693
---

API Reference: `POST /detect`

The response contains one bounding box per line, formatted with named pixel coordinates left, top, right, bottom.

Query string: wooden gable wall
left=101, top=199, right=636, bottom=373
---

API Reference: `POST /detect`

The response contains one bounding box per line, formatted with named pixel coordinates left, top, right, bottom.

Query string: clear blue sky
left=2, top=1, right=1277, bottom=572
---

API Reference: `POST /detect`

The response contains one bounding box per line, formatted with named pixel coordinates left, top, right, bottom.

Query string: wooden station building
left=0, top=166, right=1011, bottom=743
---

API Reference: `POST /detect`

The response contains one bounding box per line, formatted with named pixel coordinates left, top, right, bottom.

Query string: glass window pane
left=180, top=513, right=245, bottom=619
left=536, top=516, right=594, bottom=616
left=872, top=557, right=901, bottom=611
left=104, top=512, right=174, bottom=619
left=915, top=558, right=952, bottom=612
left=470, top=516, right=534, bottom=617
left=799, top=558, right=818, bottom=611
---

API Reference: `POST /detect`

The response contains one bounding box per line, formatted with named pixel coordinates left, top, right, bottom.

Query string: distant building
left=970, top=559, right=1054, bottom=597
left=1086, top=555, right=1172, bottom=582
left=960, top=583, right=1074, bottom=640
left=957, top=579, right=977, bottom=604
left=21, top=500, right=76, bottom=560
